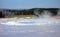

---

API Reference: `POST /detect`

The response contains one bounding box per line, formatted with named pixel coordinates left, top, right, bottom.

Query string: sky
left=0, top=0, right=60, bottom=9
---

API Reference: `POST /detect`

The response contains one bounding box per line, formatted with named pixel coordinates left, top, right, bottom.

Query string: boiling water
left=0, top=18, right=60, bottom=26
left=0, top=10, right=60, bottom=26
left=0, top=10, right=60, bottom=37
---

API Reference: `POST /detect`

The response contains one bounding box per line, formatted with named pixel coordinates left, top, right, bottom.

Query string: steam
left=57, top=9, right=60, bottom=16
left=0, top=9, right=60, bottom=26
left=34, top=9, right=40, bottom=17
left=40, top=10, right=52, bottom=18
left=34, top=9, right=52, bottom=18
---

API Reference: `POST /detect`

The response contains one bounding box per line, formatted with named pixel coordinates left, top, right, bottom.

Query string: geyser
left=40, top=10, right=52, bottom=18
left=0, top=10, right=60, bottom=26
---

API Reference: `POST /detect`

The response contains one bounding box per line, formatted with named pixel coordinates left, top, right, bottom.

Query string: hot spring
left=0, top=10, right=60, bottom=37
left=0, top=10, right=60, bottom=26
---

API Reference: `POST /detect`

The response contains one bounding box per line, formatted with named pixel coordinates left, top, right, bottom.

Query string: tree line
left=8, top=8, right=59, bottom=15
left=0, top=8, right=59, bottom=18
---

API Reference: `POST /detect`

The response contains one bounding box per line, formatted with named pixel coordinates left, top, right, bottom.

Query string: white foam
left=0, top=18, right=60, bottom=26
left=0, top=10, right=60, bottom=26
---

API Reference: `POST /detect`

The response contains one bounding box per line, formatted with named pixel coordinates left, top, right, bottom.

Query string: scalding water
left=0, top=10, right=60, bottom=26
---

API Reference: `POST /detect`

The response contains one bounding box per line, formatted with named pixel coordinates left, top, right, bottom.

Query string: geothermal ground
left=0, top=16, right=60, bottom=37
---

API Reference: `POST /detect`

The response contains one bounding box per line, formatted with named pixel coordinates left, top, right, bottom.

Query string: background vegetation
left=0, top=8, right=59, bottom=18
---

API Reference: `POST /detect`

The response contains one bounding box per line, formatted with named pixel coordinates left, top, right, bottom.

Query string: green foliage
left=1, top=8, right=59, bottom=16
